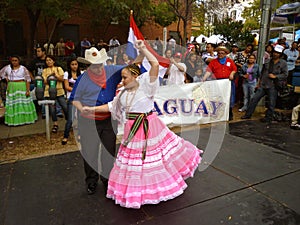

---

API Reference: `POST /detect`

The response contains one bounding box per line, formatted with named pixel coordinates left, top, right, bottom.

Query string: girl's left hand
left=82, top=106, right=94, bottom=114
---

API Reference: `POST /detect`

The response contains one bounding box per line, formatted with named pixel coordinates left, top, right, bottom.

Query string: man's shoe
left=87, top=183, right=97, bottom=195
left=100, top=177, right=108, bottom=192
left=241, top=115, right=251, bottom=119
left=290, top=123, right=300, bottom=130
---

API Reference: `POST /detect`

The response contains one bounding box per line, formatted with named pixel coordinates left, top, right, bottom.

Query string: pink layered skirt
left=106, top=113, right=202, bottom=209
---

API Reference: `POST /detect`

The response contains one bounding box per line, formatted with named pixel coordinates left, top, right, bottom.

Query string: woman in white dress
left=0, top=55, right=37, bottom=126
left=82, top=40, right=202, bottom=209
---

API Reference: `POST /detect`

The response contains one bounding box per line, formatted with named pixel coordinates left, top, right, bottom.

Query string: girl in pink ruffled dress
left=82, top=40, right=202, bottom=209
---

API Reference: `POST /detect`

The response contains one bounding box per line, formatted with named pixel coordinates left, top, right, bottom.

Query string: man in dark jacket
left=241, top=45, right=288, bottom=123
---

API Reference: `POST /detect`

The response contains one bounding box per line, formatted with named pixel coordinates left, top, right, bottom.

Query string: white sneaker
left=290, top=123, right=300, bottom=130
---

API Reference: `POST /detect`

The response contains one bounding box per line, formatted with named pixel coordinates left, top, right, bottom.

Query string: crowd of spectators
left=1, top=34, right=300, bottom=139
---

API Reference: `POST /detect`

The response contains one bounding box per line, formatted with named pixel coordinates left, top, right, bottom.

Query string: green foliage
left=124, top=0, right=153, bottom=27
left=242, top=0, right=261, bottom=31
left=85, top=0, right=129, bottom=27
left=192, top=1, right=207, bottom=36
left=214, top=17, right=253, bottom=47
left=152, top=2, right=177, bottom=28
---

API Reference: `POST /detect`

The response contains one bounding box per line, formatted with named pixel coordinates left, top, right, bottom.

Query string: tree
left=83, top=0, right=129, bottom=38
left=2, top=0, right=82, bottom=58
left=85, top=0, right=153, bottom=39
left=124, top=0, right=153, bottom=27
left=242, top=0, right=300, bottom=32
left=164, top=0, right=197, bottom=47
left=214, top=17, right=253, bottom=47
left=242, top=0, right=261, bottom=31
left=192, top=1, right=206, bottom=37
left=152, top=2, right=177, bottom=28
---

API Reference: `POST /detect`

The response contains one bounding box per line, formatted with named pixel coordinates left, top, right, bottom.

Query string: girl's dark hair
left=265, top=44, right=274, bottom=52
left=67, top=58, right=81, bottom=79
left=248, top=54, right=256, bottom=59
left=9, top=55, right=21, bottom=68
left=46, top=55, right=56, bottom=62
left=246, top=43, right=254, bottom=50
left=206, top=43, right=216, bottom=49
left=126, top=63, right=141, bottom=76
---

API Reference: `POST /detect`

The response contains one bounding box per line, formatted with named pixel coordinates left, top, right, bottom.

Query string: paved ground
left=0, top=114, right=300, bottom=225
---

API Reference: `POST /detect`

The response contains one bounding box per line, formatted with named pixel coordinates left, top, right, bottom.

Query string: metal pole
left=163, top=27, right=167, bottom=56
left=257, top=0, right=272, bottom=70
left=38, top=100, right=55, bottom=142
left=256, top=0, right=273, bottom=113
left=45, top=104, right=50, bottom=141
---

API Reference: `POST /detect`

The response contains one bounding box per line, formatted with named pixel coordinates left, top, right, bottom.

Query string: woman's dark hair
left=67, top=58, right=81, bottom=79
left=265, top=44, right=274, bottom=52
left=246, top=43, right=254, bottom=51
left=206, top=43, right=216, bottom=49
left=248, top=54, right=256, bottom=59
left=46, top=55, right=56, bottom=62
left=126, top=63, right=141, bottom=76
left=9, top=55, right=21, bottom=68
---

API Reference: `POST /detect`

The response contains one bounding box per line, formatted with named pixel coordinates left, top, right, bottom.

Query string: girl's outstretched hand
left=135, top=40, right=146, bottom=50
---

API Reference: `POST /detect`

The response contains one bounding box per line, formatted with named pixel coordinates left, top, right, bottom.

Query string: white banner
left=117, top=79, right=231, bottom=134
left=154, top=79, right=231, bottom=126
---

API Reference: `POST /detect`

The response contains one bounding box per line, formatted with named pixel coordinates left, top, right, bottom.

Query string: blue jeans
left=230, top=80, right=235, bottom=108
left=63, top=100, right=75, bottom=138
left=245, top=87, right=278, bottom=120
left=242, top=81, right=256, bottom=110
left=48, top=95, right=68, bottom=122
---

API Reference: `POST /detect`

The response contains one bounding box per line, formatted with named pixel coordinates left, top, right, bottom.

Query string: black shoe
left=100, top=177, right=108, bottom=192
left=61, top=138, right=68, bottom=145
left=241, top=115, right=251, bottom=119
left=87, top=183, right=97, bottom=195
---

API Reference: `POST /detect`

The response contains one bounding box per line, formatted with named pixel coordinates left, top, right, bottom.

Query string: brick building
left=0, top=6, right=191, bottom=64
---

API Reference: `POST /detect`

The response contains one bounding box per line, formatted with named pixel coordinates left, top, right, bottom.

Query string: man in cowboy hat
left=202, top=46, right=237, bottom=120
left=241, top=44, right=288, bottom=123
left=70, top=47, right=124, bottom=195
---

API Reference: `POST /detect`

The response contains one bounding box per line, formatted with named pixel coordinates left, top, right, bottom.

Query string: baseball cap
left=174, top=52, right=182, bottom=58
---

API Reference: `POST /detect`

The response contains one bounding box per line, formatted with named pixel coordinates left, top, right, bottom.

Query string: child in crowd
left=193, top=67, right=204, bottom=82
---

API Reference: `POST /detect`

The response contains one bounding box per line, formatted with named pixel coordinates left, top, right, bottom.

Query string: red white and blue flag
left=126, top=13, right=170, bottom=78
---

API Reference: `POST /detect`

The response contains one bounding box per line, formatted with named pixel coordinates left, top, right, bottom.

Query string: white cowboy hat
left=77, top=47, right=109, bottom=64
left=274, top=44, right=285, bottom=53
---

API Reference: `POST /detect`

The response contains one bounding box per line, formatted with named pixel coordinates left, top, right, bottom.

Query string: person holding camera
left=238, top=54, right=260, bottom=112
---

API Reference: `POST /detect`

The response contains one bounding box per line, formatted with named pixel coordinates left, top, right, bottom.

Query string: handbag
left=275, top=79, right=293, bottom=98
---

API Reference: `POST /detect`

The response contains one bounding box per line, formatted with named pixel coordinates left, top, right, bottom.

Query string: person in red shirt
left=202, top=46, right=237, bottom=120
left=65, top=39, right=75, bottom=57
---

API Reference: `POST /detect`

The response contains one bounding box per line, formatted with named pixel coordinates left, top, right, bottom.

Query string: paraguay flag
left=126, top=12, right=170, bottom=78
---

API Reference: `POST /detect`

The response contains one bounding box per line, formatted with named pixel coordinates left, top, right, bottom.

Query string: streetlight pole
left=257, top=0, right=273, bottom=69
